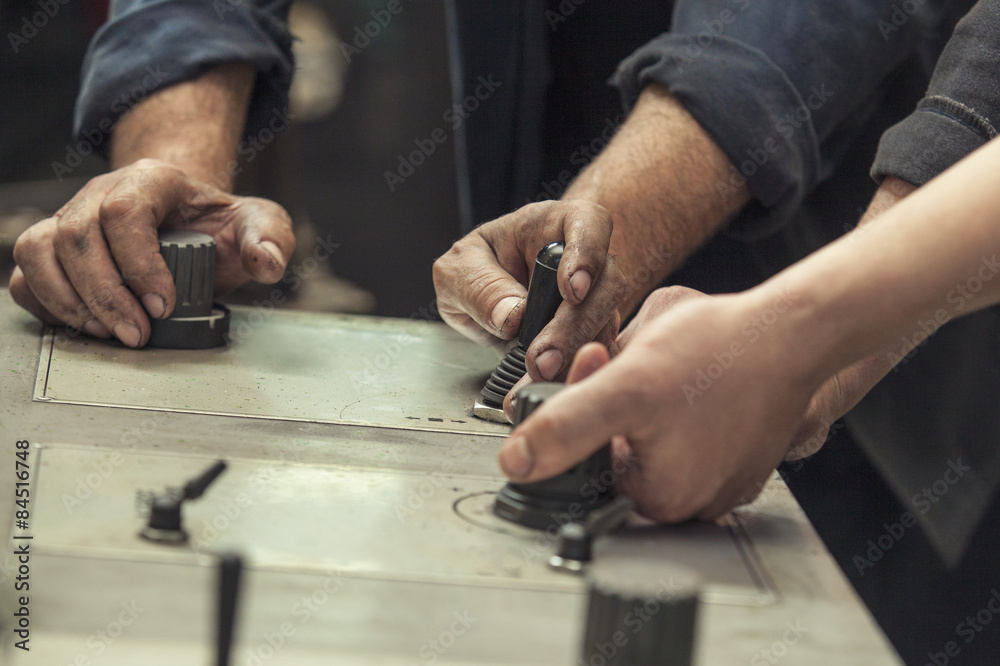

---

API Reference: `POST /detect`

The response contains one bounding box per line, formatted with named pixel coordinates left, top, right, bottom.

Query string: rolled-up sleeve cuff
left=74, top=0, right=293, bottom=157
left=612, top=34, right=821, bottom=240
left=871, top=95, right=998, bottom=186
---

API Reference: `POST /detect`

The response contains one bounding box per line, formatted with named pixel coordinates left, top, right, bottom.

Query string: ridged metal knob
left=493, top=383, right=615, bottom=530
left=582, top=559, right=700, bottom=665
left=147, top=230, right=230, bottom=349
left=159, top=230, right=216, bottom=318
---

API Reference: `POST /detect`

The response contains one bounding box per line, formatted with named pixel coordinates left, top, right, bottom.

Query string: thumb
left=566, top=342, right=611, bottom=383
left=498, top=350, right=635, bottom=483
left=235, top=197, right=296, bottom=285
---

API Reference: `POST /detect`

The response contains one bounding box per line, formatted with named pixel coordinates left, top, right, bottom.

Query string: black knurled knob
left=582, top=559, right=700, bottom=666
left=160, top=230, right=216, bottom=317
left=493, top=382, right=615, bottom=530
left=478, top=241, right=564, bottom=412
left=148, top=230, right=231, bottom=349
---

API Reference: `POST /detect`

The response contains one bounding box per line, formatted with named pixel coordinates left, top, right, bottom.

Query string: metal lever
left=549, top=496, right=634, bottom=573
left=139, top=460, right=228, bottom=543
left=216, top=553, right=243, bottom=666
left=473, top=241, right=565, bottom=422
left=184, top=460, right=227, bottom=500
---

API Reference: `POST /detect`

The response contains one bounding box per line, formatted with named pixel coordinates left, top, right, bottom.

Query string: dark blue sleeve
left=74, top=0, right=294, bottom=157
left=611, top=0, right=956, bottom=239
left=872, top=0, right=1000, bottom=186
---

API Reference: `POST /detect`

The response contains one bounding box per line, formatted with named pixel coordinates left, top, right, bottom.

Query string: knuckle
left=12, top=222, right=53, bottom=265
left=561, top=315, right=597, bottom=348
left=53, top=217, right=92, bottom=256
left=467, top=268, right=513, bottom=304
left=98, top=196, right=140, bottom=224
left=8, top=273, right=29, bottom=305
left=86, top=283, right=124, bottom=314
left=605, top=269, right=629, bottom=303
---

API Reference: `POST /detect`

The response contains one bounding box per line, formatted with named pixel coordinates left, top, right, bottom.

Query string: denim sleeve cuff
left=871, top=95, right=999, bottom=187
left=73, top=0, right=294, bottom=158
left=612, top=34, right=822, bottom=240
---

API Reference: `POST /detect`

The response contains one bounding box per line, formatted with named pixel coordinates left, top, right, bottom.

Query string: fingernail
left=536, top=349, right=563, bottom=380
left=569, top=270, right=592, bottom=302
left=499, top=435, right=534, bottom=480
left=82, top=319, right=110, bottom=338
left=113, top=322, right=141, bottom=348
left=141, top=293, right=166, bottom=319
left=258, top=241, right=283, bottom=266
left=490, top=296, right=522, bottom=332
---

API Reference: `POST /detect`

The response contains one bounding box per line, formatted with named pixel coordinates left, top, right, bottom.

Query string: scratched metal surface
left=33, top=308, right=511, bottom=437
left=0, top=293, right=901, bottom=665
left=28, top=445, right=772, bottom=602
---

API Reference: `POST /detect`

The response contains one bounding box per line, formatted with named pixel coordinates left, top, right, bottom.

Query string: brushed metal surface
left=33, top=309, right=510, bottom=437
left=0, top=294, right=901, bottom=665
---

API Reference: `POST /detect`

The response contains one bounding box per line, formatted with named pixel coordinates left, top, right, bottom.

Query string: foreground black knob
left=582, top=559, right=700, bottom=666
left=474, top=241, right=564, bottom=422
left=492, top=383, right=615, bottom=530
left=147, top=230, right=231, bottom=349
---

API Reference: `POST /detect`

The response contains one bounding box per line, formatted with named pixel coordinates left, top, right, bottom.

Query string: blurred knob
left=582, top=559, right=700, bottom=666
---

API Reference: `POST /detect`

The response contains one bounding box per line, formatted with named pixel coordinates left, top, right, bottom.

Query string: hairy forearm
left=758, top=138, right=1000, bottom=387
left=109, top=63, right=256, bottom=191
left=564, top=83, right=751, bottom=315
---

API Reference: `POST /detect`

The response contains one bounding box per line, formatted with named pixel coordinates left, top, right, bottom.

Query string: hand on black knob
left=433, top=200, right=626, bottom=382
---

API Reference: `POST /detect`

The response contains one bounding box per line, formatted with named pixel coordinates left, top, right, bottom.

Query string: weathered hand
left=433, top=199, right=626, bottom=382
left=10, top=158, right=294, bottom=347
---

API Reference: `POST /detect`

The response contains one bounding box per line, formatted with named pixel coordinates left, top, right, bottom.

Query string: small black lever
left=139, top=460, right=228, bottom=544
left=184, top=460, right=227, bottom=500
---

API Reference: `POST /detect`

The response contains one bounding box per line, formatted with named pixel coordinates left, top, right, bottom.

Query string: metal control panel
left=0, top=296, right=901, bottom=665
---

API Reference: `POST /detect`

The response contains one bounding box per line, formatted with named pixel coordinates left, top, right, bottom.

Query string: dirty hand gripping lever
left=473, top=241, right=564, bottom=423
